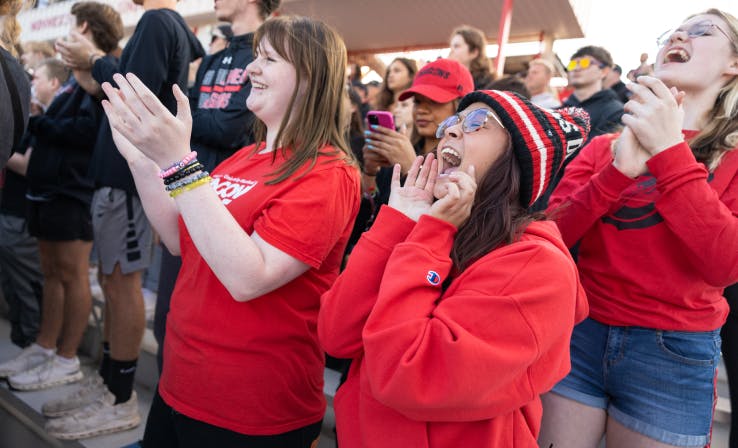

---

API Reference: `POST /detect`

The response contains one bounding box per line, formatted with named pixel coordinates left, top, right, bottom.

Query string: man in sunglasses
left=531, top=45, right=623, bottom=211
left=561, top=45, right=624, bottom=141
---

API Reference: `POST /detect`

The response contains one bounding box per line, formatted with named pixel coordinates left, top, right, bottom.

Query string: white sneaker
left=8, top=356, right=83, bottom=391
left=42, top=373, right=106, bottom=417
left=45, top=391, right=141, bottom=440
left=0, top=344, right=54, bottom=378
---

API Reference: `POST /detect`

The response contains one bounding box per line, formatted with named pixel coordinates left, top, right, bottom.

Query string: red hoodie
left=548, top=132, right=738, bottom=331
left=319, top=207, right=588, bottom=448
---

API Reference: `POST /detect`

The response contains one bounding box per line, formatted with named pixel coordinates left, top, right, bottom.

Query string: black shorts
left=27, top=196, right=93, bottom=242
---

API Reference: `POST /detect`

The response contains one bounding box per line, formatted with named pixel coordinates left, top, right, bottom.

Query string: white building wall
left=17, top=0, right=216, bottom=43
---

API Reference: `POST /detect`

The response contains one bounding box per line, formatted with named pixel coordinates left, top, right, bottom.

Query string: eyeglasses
left=435, top=108, right=504, bottom=139
left=566, top=57, right=606, bottom=71
left=656, top=20, right=732, bottom=47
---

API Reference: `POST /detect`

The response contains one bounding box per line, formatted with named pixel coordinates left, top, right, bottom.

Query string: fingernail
left=370, top=125, right=379, bottom=130
left=364, top=130, right=371, bottom=135
left=365, top=138, right=372, bottom=143
left=367, top=144, right=374, bottom=149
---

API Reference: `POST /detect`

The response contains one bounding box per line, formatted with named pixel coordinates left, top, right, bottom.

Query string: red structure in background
left=493, top=0, right=514, bottom=78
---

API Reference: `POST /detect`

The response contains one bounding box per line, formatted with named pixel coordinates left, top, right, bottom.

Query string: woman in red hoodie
left=319, top=90, right=590, bottom=447
left=540, top=9, right=738, bottom=448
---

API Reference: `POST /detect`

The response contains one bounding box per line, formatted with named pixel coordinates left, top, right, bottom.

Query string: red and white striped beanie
left=458, top=90, right=590, bottom=207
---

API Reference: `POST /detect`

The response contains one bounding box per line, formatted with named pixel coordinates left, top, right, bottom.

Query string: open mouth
left=251, top=81, right=267, bottom=90
left=664, top=48, right=690, bottom=63
left=440, top=146, right=461, bottom=174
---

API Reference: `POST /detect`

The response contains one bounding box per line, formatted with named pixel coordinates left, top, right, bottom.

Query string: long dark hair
left=375, top=57, right=417, bottom=112
left=451, top=144, right=542, bottom=271
left=452, top=26, right=492, bottom=85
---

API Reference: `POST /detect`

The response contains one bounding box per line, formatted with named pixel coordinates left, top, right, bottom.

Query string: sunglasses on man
left=566, top=57, right=606, bottom=72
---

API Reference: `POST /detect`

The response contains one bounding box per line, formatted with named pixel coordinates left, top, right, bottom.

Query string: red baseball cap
left=398, top=58, right=474, bottom=103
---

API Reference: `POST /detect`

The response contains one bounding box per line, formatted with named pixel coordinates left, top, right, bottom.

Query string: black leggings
left=721, top=283, right=738, bottom=448
left=142, top=390, right=322, bottom=448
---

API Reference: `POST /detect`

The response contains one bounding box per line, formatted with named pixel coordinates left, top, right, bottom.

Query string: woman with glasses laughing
left=540, top=8, right=738, bottom=448
left=319, top=90, right=590, bottom=447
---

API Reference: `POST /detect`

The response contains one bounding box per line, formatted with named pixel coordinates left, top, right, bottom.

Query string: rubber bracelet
left=169, top=176, right=212, bottom=198
left=163, top=163, right=204, bottom=185
left=165, top=171, right=210, bottom=192
left=159, top=151, right=198, bottom=178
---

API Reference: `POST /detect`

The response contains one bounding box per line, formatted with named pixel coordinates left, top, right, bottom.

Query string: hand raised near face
left=622, top=76, right=685, bottom=156
left=388, top=154, right=437, bottom=222
left=101, top=73, right=192, bottom=169
left=611, top=126, right=650, bottom=179
left=431, top=166, right=476, bottom=228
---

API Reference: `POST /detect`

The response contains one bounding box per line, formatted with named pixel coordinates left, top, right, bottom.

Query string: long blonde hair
left=689, top=8, right=738, bottom=171
left=0, top=0, right=31, bottom=57
left=251, top=15, right=354, bottom=184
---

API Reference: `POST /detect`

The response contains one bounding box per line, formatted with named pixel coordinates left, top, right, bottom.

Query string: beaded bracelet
left=165, top=171, right=210, bottom=192
left=159, top=151, right=198, bottom=179
left=163, top=162, right=204, bottom=185
left=169, top=175, right=212, bottom=199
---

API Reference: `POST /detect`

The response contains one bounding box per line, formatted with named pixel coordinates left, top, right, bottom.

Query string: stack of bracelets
left=160, top=151, right=212, bottom=198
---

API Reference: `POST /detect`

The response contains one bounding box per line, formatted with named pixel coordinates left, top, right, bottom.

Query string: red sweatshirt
left=549, top=132, right=738, bottom=331
left=319, top=207, right=588, bottom=448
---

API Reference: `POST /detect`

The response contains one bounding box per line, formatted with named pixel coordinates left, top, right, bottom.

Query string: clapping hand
left=612, top=126, right=650, bottom=179
left=100, top=73, right=192, bottom=169
left=55, top=31, right=99, bottom=70
left=622, top=76, right=685, bottom=156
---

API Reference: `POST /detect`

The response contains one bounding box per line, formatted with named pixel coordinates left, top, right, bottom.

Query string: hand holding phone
left=366, top=110, right=395, bottom=130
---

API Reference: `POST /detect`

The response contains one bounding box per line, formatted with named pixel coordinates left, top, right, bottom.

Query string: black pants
left=153, top=247, right=181, bottom=373
left=722, top=283, right=738, bottom=448
left=0, top=213, right=42, bottom=347
left=143, top=390, right=322, bottom=448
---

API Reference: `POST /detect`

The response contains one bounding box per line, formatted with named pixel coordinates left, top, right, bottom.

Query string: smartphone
left=366, top=110, right=395, bottom=130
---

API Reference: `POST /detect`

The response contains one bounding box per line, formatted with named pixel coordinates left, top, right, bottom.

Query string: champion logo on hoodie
left=426, top=271, right=441, bottom=286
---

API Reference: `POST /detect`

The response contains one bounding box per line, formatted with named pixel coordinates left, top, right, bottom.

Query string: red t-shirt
left=159, top=145, right=360, bottom=435
left=549, top=132, right=738, bottom=331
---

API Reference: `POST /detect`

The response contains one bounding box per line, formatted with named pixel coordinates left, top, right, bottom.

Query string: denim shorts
left=551, top=317, right=720, bottom=447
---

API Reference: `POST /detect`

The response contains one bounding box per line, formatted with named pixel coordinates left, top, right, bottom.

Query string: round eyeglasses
left=435, top=108, right=505, bottom=139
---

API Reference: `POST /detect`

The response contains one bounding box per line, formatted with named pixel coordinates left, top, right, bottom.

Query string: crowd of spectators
left=2, top=2, right=738, bottom=448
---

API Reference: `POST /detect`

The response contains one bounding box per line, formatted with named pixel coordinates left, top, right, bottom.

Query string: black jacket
left=0, top=47, right=30, bottom=170
left=88, top=8, right=205, bottom=194
left=189, top=33, right=256, bottom=171
left=562, top=88, right=624, bottom=140
left=25, top=77, right=100, bottom=205
left=609, top=81, right=630, bottom=104
left=0, top=136, right=31, bottom=217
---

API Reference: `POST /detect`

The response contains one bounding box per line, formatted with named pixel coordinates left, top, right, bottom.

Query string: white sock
left=54, top=355, right=78, bottom=368
left=31, top=343, right=55, bottom=356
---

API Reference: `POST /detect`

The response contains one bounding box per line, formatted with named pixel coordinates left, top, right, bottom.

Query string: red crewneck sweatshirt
left=549, top=132, right=738, bottom=330
left=319, top=207, right=588, bottom=447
